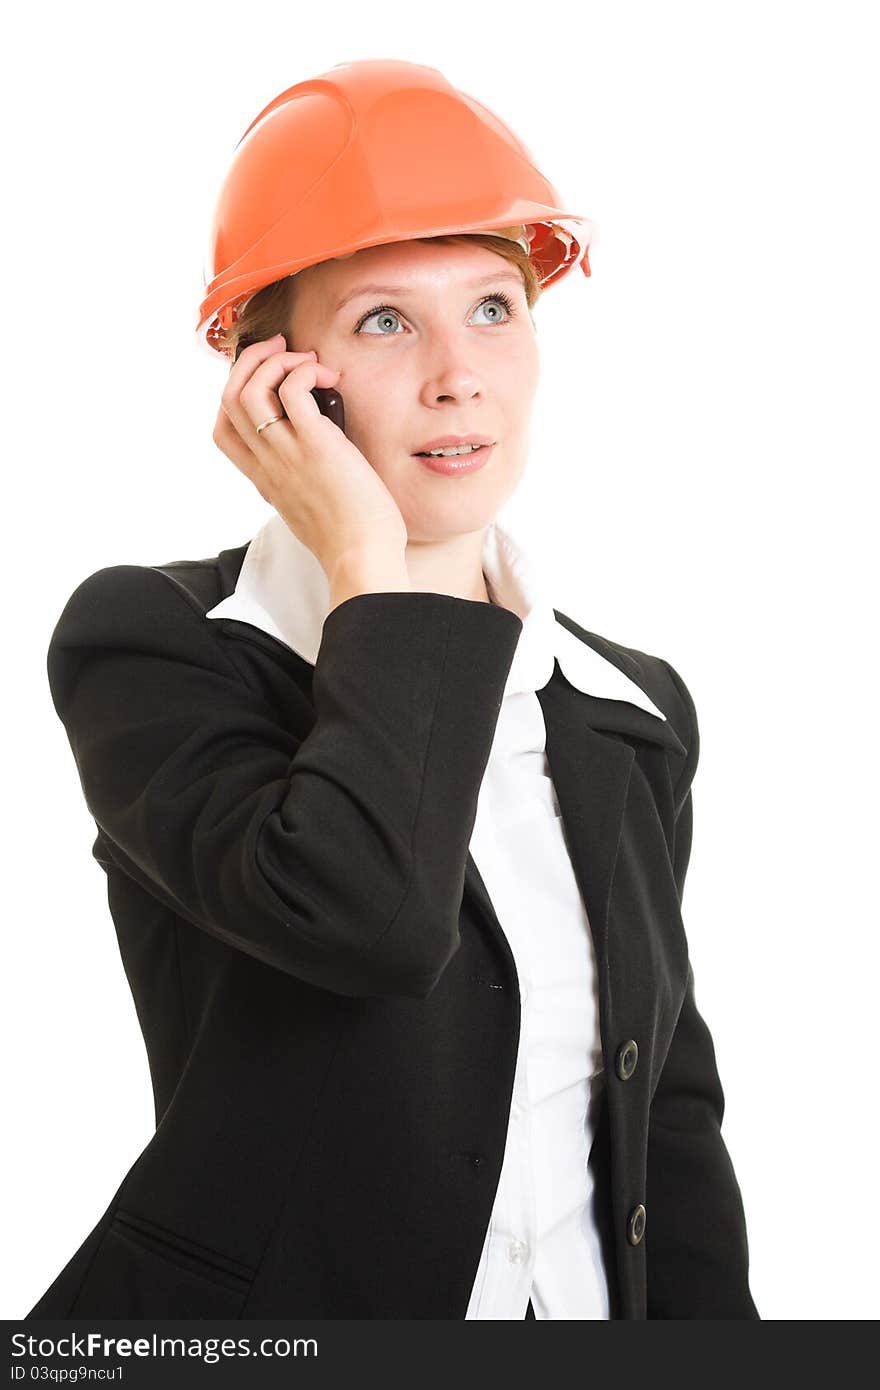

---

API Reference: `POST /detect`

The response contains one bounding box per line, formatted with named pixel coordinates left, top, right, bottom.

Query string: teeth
left=422, top=443, right=484, bottom=457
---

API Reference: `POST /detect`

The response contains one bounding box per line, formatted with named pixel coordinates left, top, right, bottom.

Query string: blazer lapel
left=463, top=658, right=683, bottom=983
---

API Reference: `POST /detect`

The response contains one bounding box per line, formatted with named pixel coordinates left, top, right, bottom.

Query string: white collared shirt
left=206, top=513, right=666, bottom=1320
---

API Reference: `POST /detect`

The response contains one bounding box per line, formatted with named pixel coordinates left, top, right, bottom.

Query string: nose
left=424, top=360, right=484, bottom=404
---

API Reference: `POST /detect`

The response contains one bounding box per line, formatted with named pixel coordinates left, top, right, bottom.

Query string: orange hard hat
left=197, top=58, right=595, bottom=357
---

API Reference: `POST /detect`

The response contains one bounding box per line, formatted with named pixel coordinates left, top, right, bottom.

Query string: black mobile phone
left=311, top=385, right=346, bottom=434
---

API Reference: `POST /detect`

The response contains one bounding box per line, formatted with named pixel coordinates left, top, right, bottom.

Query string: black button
left=627, top=1203, right=646, bottom=1246
left=615, top=1039, right=639, bottom=1081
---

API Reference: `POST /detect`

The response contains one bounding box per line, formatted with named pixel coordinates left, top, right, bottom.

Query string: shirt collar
left=205, top=513, right=667, bottom=720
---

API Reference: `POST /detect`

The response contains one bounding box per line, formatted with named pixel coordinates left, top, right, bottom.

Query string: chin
left=403, top=499, right=508, bottom=544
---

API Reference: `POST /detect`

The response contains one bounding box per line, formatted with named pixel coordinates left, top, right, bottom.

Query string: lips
left=415, top=443, right=495, bottom=475
left=412, top=434, right=495, bottom=454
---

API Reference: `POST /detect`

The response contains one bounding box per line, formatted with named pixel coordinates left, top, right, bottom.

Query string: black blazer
left=25, top=539, right=758, bottom=1320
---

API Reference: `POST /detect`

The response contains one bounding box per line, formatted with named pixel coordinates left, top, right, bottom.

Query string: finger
left=221, top=336, right=314, bottom=420
left=222, top=348, right=316, bottom=454
left=239, top=356, right=340, bottom=444
left=225, top=333, right=292, bottom=389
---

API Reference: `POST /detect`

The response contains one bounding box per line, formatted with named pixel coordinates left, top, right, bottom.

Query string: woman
left=25, top=59, right=758, bottom=1320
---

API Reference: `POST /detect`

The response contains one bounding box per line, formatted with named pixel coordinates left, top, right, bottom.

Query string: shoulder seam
left=148, top=564, right=210, bottom=618
left=552, top=608, right=644, bottom=674
left=149, top=564, right=261, bottom=689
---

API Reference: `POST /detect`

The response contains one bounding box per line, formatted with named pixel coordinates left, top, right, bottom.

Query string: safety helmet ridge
left=197, top=58, right=595, bottom=356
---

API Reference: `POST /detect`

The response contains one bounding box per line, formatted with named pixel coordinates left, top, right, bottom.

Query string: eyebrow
left=334, top=269, right=524, bottom=314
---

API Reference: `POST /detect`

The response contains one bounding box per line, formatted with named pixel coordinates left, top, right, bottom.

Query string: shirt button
left=511, top=1101, right=523, bottom=1122
left=520, top=983, right=530, bottom=1006
left=507, top=1239, right=529, bottom=1264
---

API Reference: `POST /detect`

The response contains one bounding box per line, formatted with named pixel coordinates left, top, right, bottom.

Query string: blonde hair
left=224, top=231, right=541, bottom=364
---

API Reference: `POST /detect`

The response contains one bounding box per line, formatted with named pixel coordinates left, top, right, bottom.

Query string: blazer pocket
left=70, top=1207, right=257, bottom=1318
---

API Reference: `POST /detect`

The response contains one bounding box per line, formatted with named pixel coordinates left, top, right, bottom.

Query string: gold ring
left=256, top=414, right=286, bottom=435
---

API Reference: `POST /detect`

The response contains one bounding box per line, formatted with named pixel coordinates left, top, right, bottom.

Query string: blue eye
left=473, top=292, right=517, bottom=324
left=353, top=290, right=517, bottom=335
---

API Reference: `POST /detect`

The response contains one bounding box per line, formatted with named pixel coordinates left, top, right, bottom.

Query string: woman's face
left=285, top=238, right=540, bottom=543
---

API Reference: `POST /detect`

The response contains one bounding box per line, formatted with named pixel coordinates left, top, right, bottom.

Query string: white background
left=4, top=0, right=877, bottom=1322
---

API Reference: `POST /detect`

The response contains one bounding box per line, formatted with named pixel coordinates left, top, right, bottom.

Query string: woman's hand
left=213, top=333, right=409, bottom=580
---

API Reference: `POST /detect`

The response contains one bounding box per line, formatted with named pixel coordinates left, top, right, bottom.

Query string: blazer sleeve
left=46, top=564, right=523, bottom=1001
left=644, top=659, right=760, bottom=1318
